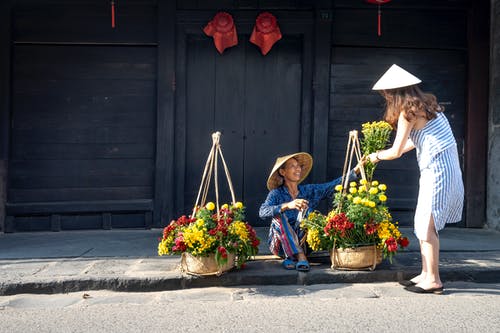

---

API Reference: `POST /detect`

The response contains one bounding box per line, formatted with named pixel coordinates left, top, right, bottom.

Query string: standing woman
left=367, top=64, right=464, bottom=294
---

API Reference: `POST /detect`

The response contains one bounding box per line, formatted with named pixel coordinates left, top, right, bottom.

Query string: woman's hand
left=367, top=152, right=380, bottom=164
left=282, top=199, right=309, bottom=212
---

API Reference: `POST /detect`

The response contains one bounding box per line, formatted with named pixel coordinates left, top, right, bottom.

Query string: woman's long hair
left=380, top=85, right=443, bottom=128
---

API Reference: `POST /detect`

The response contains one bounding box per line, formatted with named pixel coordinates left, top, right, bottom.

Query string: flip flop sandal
left=296, top=260, right=310, bottom=272
left=282, top=258, right=296, bottom=270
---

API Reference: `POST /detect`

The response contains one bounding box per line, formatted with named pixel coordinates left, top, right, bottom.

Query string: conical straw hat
left=372, top=64, right=421, bottom=90
left=266, top=152, right=313, bottom=190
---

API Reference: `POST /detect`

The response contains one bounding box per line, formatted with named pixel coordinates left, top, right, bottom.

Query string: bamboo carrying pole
left=191, top=132, right=237, bottom=219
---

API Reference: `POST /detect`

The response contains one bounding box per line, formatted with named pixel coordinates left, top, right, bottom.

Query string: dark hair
left=380, top=85, right=443, bottom=128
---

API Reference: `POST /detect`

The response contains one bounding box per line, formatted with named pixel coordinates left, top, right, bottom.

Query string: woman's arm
left=369, top=112, right=415, bottom=162
left=259, top=191, right=282, bottom=219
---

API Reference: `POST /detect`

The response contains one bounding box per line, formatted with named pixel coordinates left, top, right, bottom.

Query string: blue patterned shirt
left=259, top=170, right=357, bottom=228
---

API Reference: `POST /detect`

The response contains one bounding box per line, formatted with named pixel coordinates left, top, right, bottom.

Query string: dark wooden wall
left=5, top=0, right=158, bottom=231
left=328, top=0, right=472, bottom=225
left=0, top=0, right=490, bottom=231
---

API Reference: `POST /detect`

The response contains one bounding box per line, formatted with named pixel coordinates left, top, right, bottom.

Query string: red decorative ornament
left=203, top=12, right=238, bottom=54
left=366, top=0, right=391, bottom=36
left=111, top=0, right=116, bottom=28
left=250, top=12, right=282, bottom=55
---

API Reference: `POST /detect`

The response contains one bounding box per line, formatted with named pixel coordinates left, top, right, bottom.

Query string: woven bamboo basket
left=330, top=244, right=382, bottom=271
left=181, top=252, right=236, bottom=276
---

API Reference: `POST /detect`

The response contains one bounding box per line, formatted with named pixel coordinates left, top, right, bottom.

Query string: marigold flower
left=378, top=184, right=387, bottom=191
left=379, top=194, right=387, bottom=202
left=335, top=184, right=343, bottom=192
left=234, top=201, right=243, bottom=209
left=205, top=202, right=216, bottom=210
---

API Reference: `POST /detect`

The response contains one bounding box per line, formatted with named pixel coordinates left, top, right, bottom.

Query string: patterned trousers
left=267, top=213, right=305, bottom=258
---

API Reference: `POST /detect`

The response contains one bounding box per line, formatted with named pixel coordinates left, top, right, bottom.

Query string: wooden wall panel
left=7, top=40, right=156, bottom=230
left=13, top=1, right=157, bottom=44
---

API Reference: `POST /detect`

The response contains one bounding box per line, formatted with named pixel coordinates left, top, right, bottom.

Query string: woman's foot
left=282, top=257, right=296, bottom=270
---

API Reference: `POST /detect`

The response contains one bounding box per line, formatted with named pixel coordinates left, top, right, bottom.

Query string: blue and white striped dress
left=409, top=112, right=464, bottom=240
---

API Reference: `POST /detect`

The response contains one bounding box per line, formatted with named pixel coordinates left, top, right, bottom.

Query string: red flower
left=385, top=237, right=398, bottom=252
left=364, top=223, right=378, bottom=235
left=398, top=237, right=410, bottom=248
left=324, top=213, right=354, bottom=237
left=218, top=246, right=228, bottom=259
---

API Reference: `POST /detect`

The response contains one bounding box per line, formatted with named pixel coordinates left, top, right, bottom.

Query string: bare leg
left=416, top=215, right=442, bottom=290
left=409, top=239, right=427, bottom=284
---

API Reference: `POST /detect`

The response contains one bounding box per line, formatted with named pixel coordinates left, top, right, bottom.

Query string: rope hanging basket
left=182, top=131, right=238, bottom=276
left=330, top=131, right=381, bottom=271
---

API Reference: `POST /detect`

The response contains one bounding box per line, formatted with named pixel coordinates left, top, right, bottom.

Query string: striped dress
left=409, top=112, right=464, bottom=240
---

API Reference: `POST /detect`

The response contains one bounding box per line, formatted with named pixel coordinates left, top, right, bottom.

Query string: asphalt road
left=0, top=282, right=499, bottom=333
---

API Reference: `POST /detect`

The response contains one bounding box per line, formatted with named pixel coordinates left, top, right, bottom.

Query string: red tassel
left=111, top=1, right=116, bottom=28
left=377, top=5, right=381, bottom=36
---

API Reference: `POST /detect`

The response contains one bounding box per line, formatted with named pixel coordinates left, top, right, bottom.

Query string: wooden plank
left=0, top=1, right=11, bottom=232
left=154, top=0, right=176, bottom=227
left=5, top=199, right=153, bottom=215
left=465, top=0, right=489, bottom=227
left=332, top=7, right=467, bottom=49
left=50, top=214, right=61, bottom=232
left=11, top=143, right=154, bottom=160
left=102, top=213, right=112, bottom=230
left=311, top=5, right=332, bottom=186
left=60, top=214, right=102, bottom=230
left=13, top=2, right=157, bottom=44
left=8, top=186, right=153, bottom=203
left=243, top=37, right=304, bottom=224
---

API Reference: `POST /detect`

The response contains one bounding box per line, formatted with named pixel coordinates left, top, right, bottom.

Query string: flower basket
left=157, top=132, right=260, bottom=277
left=181, top=252, right=236, bottom=276
left=330, top=244, right=382, bottom=271
left=300, top=128, right=409, bottom=271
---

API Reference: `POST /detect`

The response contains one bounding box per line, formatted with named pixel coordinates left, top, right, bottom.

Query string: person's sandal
left=296, top=260, right=310, bottom=272
left=282, top=258, right=296, bottom=270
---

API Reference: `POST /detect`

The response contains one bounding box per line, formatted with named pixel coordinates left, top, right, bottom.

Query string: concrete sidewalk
left=1, top=227, right=500, bottom=295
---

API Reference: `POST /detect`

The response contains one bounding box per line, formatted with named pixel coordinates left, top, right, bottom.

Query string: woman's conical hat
left=266, top=152, right=313, bottom=190
left=372, top=64, right=421, bottom=90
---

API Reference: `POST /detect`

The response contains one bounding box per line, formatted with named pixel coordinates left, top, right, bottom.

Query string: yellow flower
left=306, top=229, right=322, bottom=251
left=353, top=197, right=362, bottom=204
left=379, top=194, right=387, bottom=202
left=369, top=187, right=379, bottom=195
left=221, top=203, right=229, bottom=210
left=347, top=194, right=353, bottom=200
left=360, top=179, right=368, bottom=185
left=368, top=201, right=376, bottom=208
left=234, top=201, right=243, bottom=209
left=229, top=221, right=249, bottom=242
left=205, top=202, right=215, bottom=210
left=335, top=184, right=343, bottom=192
left=371, top=181, right=379, bottom=186
left=349, top=187, right=357, bottom=194
left=378, top=184, right=387, bottom=191
left=350, top=182, right=357, bottom=187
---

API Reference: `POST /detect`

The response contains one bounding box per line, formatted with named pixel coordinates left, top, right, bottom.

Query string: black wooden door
left=175, top=13, right=312, bottom=225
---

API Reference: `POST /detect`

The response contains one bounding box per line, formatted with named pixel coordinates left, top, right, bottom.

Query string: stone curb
left=1, top=254, right=499, bottom=296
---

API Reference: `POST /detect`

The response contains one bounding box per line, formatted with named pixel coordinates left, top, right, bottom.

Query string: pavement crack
left=78, top=248, right=95, bottom=257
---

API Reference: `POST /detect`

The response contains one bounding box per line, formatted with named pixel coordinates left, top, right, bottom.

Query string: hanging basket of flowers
left=300, top=124, right=409, bottom=271
left=158, top=132, right=260, bottom=276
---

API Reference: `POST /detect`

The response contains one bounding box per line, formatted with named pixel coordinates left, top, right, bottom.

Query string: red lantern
left=366, top=0, right=391, bottom=36
left=203, top=12, right=238, bottom=54
left=250, top=12, right=282, bottom=56
left=111, top=0, right=116, bottom=28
